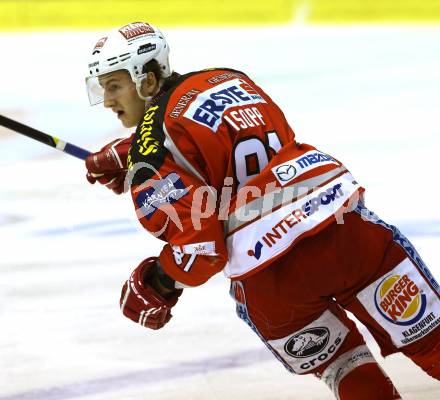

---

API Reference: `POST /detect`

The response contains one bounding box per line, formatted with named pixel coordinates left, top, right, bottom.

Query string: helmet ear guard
left=85, top=22, right=171, bottom=105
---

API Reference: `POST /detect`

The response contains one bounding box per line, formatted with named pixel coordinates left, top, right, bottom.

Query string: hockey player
left=84, top=22, right=440, bottom=399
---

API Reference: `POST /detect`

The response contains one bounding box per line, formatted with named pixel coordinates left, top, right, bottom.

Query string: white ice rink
left=0, top=25, right=439, bottom=399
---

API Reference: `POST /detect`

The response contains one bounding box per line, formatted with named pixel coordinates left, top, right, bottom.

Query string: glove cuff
left=135, top=258, right=183, bottom=306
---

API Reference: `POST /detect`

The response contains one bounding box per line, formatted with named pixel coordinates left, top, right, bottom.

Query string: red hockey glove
left=120, top=257, right=183, bottom=330
left=85, top=135, right=133, bottom=194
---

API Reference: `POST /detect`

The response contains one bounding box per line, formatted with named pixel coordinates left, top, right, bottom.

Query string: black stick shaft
left=0, top=114, right=90, bottom=160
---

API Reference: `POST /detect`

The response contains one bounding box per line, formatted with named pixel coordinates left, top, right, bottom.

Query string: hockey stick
left=0, top=114, right=91, bottom=160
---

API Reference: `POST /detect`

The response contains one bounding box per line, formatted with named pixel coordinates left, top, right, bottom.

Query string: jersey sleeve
left=128, top=104, right=228, bottom=287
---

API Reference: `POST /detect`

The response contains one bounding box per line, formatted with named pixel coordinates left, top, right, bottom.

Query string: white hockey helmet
left=86, top=22, right=171, bottom=105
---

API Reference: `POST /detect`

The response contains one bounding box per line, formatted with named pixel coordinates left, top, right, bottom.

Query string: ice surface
left=0, top=25, right=439, bottom=399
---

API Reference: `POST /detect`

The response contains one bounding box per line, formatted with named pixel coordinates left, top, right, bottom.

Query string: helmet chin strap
left=136, top=78, right=163, bottom=107
left=135, top=79, right=150, bottom=102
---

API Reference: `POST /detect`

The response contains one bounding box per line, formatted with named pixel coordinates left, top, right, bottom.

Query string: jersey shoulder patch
left=165, top=69, right=259, bottom=130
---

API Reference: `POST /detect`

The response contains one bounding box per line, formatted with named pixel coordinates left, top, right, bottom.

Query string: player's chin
left=119, top=113, right=136, bottom=128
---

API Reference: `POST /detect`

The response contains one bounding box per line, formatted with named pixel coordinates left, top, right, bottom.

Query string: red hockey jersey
left=127, top=68, right=362, bottom=286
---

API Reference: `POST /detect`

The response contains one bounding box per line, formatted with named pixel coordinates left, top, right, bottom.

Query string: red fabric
left=239, top=211, right=440, bottom=378
left=338, top=363, right=401, bottom=400
left=128, top=69, right=296, bottom=286
left=120, top=257, right=182, bottom=330
left=85, top=135, right=133, bottom=194
left=160, top=70, right=296, bottom=193
left=131, top=156, right=229, bottom=286
left=129, top=70, right=363, bottom=286
left=404, top=330, right=440, bottom=379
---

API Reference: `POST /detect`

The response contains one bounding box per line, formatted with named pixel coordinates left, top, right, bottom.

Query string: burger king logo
left=374, top=273, right=427, bottom=326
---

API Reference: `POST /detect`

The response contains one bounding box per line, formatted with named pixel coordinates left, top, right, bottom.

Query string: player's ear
left=140, top=71, right=158, bottom=97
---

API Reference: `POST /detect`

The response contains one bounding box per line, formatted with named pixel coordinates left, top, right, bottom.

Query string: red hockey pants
left=231, top=205, right=440, bottom=399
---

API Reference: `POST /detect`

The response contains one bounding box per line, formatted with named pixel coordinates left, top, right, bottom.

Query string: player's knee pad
left=320, top=345, right=401, bottom=400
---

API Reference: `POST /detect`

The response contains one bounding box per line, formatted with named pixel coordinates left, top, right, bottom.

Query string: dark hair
left=142, top=59, right=163, bottom=81
left=142, top=59, right=181, bottom=98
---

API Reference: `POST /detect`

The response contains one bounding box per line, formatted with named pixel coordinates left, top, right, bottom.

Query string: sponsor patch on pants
left=357, top=258, right=440, bottom=348
left=267, top=310, right=348, bottom=374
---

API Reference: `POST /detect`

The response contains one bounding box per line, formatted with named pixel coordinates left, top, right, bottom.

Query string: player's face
left=99, top=70, right=146, bottom=128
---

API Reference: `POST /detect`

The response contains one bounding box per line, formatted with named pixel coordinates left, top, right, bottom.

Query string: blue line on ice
left=0, top=349, right=270, bottom=400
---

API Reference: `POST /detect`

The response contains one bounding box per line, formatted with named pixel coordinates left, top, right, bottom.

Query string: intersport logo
left=248, top=183, right=344, bottom=260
